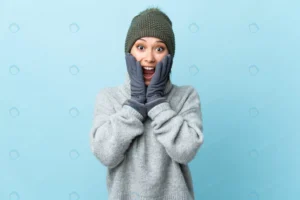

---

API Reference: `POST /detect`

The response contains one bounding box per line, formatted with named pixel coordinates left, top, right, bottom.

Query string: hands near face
left=125, top=53, right=173, bottom=115
left=146, top=54, right=173, bottom=103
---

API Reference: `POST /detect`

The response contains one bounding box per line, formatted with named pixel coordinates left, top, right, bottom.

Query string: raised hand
left=145, top=54, right=173, bottom=112
left=125, top=53, right=147, bottom=103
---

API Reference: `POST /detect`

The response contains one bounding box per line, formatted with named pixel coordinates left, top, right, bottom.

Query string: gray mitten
left=122, top=53, right=147, bottom=120
left=145, top=54, right=173, bottom=113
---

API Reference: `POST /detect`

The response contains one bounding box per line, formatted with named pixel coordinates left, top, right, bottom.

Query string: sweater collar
left=122, top=71, right=173, bottom=96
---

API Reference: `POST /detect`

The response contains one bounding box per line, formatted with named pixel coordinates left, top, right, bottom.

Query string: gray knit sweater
left=89, top=71, right=204, bottom=200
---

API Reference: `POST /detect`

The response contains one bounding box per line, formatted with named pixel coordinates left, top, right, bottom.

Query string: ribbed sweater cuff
left=147, top=101, right=171, bottom=120
left=122, top=99, right=147, bottom=122
left=145, top=97, right=167, bottom=114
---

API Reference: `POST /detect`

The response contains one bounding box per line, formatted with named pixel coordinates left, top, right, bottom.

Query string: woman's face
left=130, top=37, right=169, bottom=86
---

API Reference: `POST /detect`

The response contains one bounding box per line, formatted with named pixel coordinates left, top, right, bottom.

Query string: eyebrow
left=137, top=38, right=165, bottom=43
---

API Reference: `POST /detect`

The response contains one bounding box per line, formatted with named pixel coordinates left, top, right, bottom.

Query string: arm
left=146, top=86, right=204, bottom=165
left=89, top=88, right=145, bottom=169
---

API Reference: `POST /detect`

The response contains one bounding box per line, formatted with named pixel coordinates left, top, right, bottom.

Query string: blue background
left=1, top=0, right=299, bottom=199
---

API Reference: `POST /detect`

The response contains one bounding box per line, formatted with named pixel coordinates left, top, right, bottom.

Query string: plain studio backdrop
left=0, top=0, right=299, bottom=199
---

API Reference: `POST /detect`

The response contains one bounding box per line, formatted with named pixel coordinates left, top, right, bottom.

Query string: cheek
left=156, top=53, right=168, bottom=62
left=130, top=50, right=143, bottom=61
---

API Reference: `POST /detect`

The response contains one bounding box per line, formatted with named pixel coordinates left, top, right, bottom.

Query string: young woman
left=89, top=7, right=204, bottom=200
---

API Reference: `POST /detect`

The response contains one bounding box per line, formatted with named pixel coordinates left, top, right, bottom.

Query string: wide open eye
left=137, top=45, right=144, bottom=50
left=156, top=47, right=165, bottom=52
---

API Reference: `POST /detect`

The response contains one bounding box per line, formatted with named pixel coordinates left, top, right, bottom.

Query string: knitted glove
left=122, top=53, right=147, bottom=120
left=145, top=54, right=173, bottom=113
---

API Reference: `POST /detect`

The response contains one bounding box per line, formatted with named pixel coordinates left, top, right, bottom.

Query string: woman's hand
left=146, top=54, right=173, bottom=103
left=125, top=53, right=147, bottom=104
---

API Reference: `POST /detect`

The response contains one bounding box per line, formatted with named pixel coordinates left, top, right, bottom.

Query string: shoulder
left=171, top=84, right=201, bottom=114
left=93, top=86, right=120, bottom=114
left=95, top=86, right=119, bottom=102
left=172, top=84, right=200, bottom=100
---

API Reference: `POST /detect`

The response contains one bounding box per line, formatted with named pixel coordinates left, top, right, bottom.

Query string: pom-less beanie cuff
left=124, top=7, right=176, bottom=57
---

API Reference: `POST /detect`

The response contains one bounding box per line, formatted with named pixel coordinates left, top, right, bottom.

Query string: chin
left=145, top=80, right=150, bottom=86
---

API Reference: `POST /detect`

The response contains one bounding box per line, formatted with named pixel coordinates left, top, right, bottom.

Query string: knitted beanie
left=124, top=7, right=175, bottom=57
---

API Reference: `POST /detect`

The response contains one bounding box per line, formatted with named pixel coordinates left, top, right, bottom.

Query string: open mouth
left=143, top=67, right=155, bottom=79
left=143, top=73, right=155, bottom=79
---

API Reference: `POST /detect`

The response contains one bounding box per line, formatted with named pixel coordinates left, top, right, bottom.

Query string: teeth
left=143, top=67, right=154, bottom=70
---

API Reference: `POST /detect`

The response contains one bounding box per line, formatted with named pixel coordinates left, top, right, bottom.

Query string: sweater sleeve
left=89, top=88, right=145, bottom=169
left=147, top=86, right=204, bottom=165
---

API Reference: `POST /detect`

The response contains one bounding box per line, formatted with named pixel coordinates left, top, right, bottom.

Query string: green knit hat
left=125, top=7, right=176, bottom=57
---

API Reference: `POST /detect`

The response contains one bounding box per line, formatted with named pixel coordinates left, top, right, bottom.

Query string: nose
left=144, top=50, right=155, bottom=63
